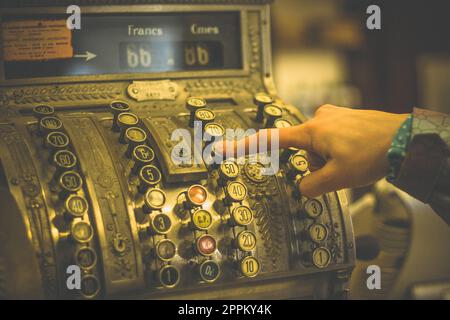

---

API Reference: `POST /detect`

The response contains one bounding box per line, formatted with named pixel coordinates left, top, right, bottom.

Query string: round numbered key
left=117, top=112, right=139, bottom=127
left=290, top=154, right=309, bottom=173
left=39, top=116, right=62, bottom=135
left=219, top=160, right=240, bottom=181
left=53, top=150, right=77, bottom=171
left=199, top=260, right=220, bottom=283
left=303, top=199, right=323, bottom=218
left=33, top=105, right=54, bottom=118
left=253, top=92, right=273, bottom=106
left=45, top=131, right=70, bottom=150
left=240, top=256, right=260, bottom=278
left=125, top=127, right=147, bottom=144
left=155, top=239, right=177, bottom=261
left=263, top=104, right=282, bottom=118
left=71, top=221, right=94, bottom=244
left=226, top=181, right=247, bottom=202
left=65, top=195, right=89, bottom=219
left=235, top=230, right=257, bottom=252
left=159, top=265, right=180, bottom=288
left=80, top=275, right=100, bottom=299
left=230, top=205, right=253, bottom=226
left=312, top=247, right=331, bottom=268
left=196, top=234, right=217, bottom=256
left=59, top=171, right=83, bottom=193
left=138, top=165, right=162, bottom=193
left=264, top=104, right=283, bottom=127
left=132, top=144, right=154, bottom=164
left=140, top=165, right=161, bottom=185
left=186, top=97, right=207, bottom=110
left=149, top=213, right=172, bottom=235
left=186, top=184, right=208, bottom=207
left=309, top=223, right=328, bottom=242
left=204, top=123, right=225, bottom=140
left=195, top=108, right=216, bottom=125
left=191, top=209, right=213, bottom=230
left=75, top=247, right=97, bottom=270
left=144, top=188, right=166, bottom=211
left=110, top=100, right=130, bottom=113
left=274, top=118, right=293, bottom=128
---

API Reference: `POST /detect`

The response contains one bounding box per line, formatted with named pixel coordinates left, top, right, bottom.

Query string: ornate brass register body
left=0, top=0, right=355, bottom=299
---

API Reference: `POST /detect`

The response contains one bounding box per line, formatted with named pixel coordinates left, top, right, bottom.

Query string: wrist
left=386, top=114, right=413, bottom=182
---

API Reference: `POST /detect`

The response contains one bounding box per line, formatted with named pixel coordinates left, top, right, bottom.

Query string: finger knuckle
left=315, top=104, right=334, bottom=115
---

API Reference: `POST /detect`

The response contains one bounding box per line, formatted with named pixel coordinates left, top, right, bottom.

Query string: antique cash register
left=0, top=0, right=355, bottom=299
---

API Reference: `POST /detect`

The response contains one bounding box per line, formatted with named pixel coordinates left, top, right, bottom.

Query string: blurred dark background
left=271, top=0, right=450, bottom=116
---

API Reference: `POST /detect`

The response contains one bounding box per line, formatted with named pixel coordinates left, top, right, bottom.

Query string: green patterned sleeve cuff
left=387, top=114, right=413, bottom=182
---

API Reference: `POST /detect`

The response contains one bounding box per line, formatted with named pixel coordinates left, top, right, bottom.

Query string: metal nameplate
left=127, top=80, right=179, bottom=101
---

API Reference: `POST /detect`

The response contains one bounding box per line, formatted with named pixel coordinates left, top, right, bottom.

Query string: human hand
left=213, top=104, right=409, bottom=197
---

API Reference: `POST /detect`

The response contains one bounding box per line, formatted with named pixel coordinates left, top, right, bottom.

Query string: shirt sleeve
left=391, top=107, right=450, bottom=225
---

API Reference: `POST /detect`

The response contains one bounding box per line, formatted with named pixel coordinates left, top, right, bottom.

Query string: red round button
left=196, top=234, right=217, bottom=256
left=187, top=184, right=208, bottom=206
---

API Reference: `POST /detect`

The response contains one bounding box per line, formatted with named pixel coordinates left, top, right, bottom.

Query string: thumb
left=298, top=160, right=342, bottom=198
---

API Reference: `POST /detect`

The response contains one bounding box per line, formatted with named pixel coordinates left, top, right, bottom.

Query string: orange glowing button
left=196, top=234, right=217, bottom=256
left=187, top=184, right=208, bottom=206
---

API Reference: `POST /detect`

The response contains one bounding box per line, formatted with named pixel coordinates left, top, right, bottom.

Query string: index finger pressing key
left=212, top=125, right=312, bottom=159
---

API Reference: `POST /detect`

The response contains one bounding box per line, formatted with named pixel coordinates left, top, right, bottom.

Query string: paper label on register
left=2, top=20, right=73, bottom=61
